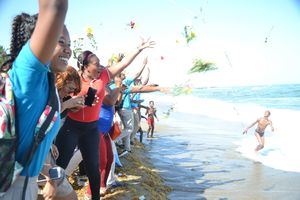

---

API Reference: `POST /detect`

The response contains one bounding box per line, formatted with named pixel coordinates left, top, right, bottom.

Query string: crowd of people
left=0, top=0, right=164, bottom=200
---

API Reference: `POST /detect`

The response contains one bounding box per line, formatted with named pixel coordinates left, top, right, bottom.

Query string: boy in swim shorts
left=243, top=110, right=274, bottom=152
left=145, top=101, right=159, bottom=138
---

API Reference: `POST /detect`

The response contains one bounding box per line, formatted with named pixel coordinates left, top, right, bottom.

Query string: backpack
left=0, top=72, right=58, bottom=197
left=0, top=73, right=20, bottom=194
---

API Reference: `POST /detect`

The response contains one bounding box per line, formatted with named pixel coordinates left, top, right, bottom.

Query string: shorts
left=255, top=129, right=265, bottom=137
left=147, top=117, right=154, bottom=126
left=0, top=176, right=38, bottom=200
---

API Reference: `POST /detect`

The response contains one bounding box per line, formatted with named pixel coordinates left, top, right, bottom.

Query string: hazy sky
left=1, top=0, right=300, bottom=87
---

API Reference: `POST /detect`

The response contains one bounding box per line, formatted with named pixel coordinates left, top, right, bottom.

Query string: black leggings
left=55, top=117, right=100, bottom=200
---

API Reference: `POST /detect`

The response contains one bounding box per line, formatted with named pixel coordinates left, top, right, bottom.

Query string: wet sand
left=143, top=117, right=300, bottom=200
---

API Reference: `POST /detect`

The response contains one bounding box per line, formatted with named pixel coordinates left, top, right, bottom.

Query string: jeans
left=131, top=109, right=141, bottom=142
left=117, top=109, right=134, bottom=151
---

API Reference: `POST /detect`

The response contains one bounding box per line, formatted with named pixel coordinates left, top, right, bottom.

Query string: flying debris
left=264, top=26, right=274, bottom=44
left=188, top=59, right=217, bottom=74
left=224, top=52, right=233, bottom=68
left=172, top=85, right=192, bottom=96
left=162, top=104, right=175, bottom=119
left=128, top=21, right=136, bottom=29
left=108, top=53, right=125, bottom=66
left=183, top=25, right=196, bottom=44
left=86, top=26, right=94, bottom=38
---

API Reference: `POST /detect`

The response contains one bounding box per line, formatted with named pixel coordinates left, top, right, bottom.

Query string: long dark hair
left=0, top=13, right=37, bottom=72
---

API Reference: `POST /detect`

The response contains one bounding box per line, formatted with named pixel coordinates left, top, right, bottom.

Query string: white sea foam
left=144, top=93, right=300, bottom=172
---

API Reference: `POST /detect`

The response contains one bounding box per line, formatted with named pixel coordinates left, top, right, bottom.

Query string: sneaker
left=118, top=150, right=129, bottom=157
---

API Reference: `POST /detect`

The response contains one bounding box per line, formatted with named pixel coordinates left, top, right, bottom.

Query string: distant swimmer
left=243, top=110, right=274, bottom=152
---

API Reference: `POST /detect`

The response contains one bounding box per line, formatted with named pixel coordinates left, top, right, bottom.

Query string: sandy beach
left=73, top=140, right=171, bottom=200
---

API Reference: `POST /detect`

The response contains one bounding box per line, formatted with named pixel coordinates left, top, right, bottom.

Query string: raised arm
left=130, top=85, right=167, bottom=93
left=131, top=57, right=148, bottom=81
left=142, top=67, right=150, bottom=85
left=139, top=104, right=148, bottom=110
left=30, top=0, right=68, bottom=64
left=103, top=76, right=123, bottom=106
left=107, top=38, right=155, bottom=78
left=103, top=86, right=122, bottom=106
left=243, top=119, right=259, bottom=134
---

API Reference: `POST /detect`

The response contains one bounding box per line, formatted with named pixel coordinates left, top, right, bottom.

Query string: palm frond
left=188, top=59, right=217, bottom=74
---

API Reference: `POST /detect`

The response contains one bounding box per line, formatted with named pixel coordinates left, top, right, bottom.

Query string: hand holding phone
left=85, top=87, right=97, bottom=106
left=37, top=167, right=65, bottom=183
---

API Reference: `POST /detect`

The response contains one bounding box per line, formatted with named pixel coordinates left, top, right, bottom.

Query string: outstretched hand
left=160, top=87, right=171, bottom=94
left=138, top=37, right=156, bottom=51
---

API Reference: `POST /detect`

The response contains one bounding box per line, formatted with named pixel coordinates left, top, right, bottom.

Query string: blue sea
left=194, top=84, right=300, bottom=110
left=142, top=84, right=300, bottom=199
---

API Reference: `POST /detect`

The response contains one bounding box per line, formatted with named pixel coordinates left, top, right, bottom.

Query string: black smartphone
left=62, top=95, right=72, bottom=102
left=49, top=167, right=64, bottom=180
left=85, top=87, right=97, bottom=106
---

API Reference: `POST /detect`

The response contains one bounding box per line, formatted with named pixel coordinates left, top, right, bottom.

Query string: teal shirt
left=9, top=42, right=60, bottom=176
left=122, top=88, right=132, bottom=110
left=122, top=78, right=134, bottom=110
left=131, top=93, right=142, bottom=109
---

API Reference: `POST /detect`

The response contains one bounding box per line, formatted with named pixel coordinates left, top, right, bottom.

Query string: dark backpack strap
left=22, top=72, right=59, bottom=200
left=34, top=72, right=59, bottom=143
left=116, top=92, right=129, bottom=111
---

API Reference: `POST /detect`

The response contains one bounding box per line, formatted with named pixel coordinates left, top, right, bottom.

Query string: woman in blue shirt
left=0, top=0, right=70, bottom=199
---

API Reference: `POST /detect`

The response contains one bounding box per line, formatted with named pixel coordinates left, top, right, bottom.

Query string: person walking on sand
left=243, top=110, right=274, bottom=152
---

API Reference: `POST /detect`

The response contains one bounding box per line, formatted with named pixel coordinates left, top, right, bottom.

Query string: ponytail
left=0, top=13, right=37, bottom=72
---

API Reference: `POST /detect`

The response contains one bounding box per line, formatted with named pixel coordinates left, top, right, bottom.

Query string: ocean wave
left=143, top=93, right=300, bottom=172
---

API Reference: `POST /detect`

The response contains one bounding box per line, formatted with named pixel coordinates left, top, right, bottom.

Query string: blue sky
left=1, top=0, right=300, bottom=87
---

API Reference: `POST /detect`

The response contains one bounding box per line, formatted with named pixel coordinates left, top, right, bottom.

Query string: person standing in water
left=145, top=100, right=159, bottom=138
left=243, top=110, right=274, bottom=152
